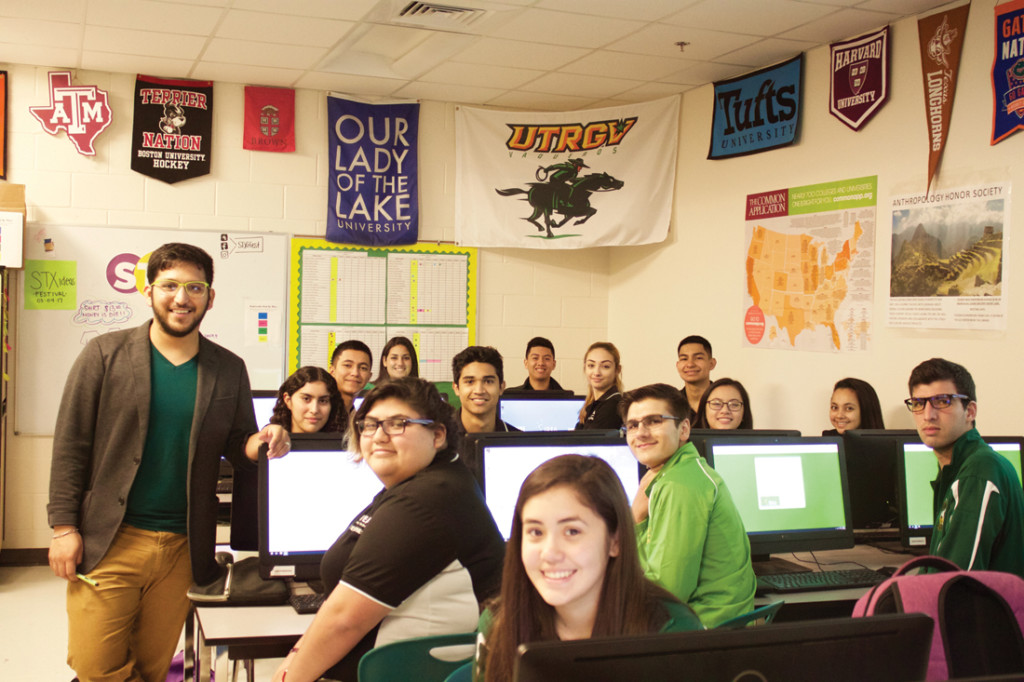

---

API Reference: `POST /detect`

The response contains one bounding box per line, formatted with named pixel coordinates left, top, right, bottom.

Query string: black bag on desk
left=187, top=556, right=289, bottom=606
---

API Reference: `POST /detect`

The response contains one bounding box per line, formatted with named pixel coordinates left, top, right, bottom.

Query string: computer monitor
left=704, top=436, right=854, bottom=559
left=897, top=436, right=1024, bottom=549
left=475, top=433, right=642, bottom=540
left=498, top=393, right=585, bottom=431
left=841, top=429, right=918, bottom=531
left=252, top=389, right=278, bottom=429
left=689, top=428, right=800, bottom=460
left=513, top=613, right=933, bottom=682
left=258, top=432, right=382, bottom=580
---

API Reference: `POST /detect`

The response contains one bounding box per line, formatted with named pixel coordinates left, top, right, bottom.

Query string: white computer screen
left=499, top=397, right=585, bottom=432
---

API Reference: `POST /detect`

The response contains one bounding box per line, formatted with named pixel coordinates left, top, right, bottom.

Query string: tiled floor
left=0, top=563, right=283, bottom=681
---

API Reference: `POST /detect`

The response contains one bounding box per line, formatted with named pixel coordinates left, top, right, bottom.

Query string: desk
left=755, top=544, right=917, bottom=621
left=189, top=605, right=314, bottom=682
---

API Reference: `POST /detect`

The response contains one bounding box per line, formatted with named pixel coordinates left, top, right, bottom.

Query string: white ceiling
left=0, top=0, right=951, bottom=110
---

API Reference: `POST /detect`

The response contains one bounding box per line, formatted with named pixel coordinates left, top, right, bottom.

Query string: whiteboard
left=16, top=225, right=289, bottom=435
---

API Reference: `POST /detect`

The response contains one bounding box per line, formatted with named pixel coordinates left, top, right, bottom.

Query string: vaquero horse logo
left=496, top=159, right=623, bottom=239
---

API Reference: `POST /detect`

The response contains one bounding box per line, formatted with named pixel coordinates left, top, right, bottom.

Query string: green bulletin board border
left=288, top=238, right=478, bottom=375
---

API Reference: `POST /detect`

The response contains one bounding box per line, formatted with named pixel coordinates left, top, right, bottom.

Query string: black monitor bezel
left=703, top=435, right=855, bottom=557
left=690, top=429, right=800, bottom=462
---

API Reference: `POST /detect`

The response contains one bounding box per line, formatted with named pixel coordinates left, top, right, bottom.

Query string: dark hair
left=832, top=378, right=885, bottom=430
left=270, top=366, right=345, bottom=433
left=618, top=383, right=691, bottom=424
left=483, top=455, right=684, bottom=682
left=525, top=337, right=556, bottom=359
left=677, top=335, right=712, bottom=357
left=348, top=376, right=459, bottom=455
left=330, top=339, right=372, bottom=367
left=373, top=336, right=420, bottom=384
left=908, top=358, right=976, bottom=404
left=580, top=342, right=623, bottom=421
left=452, top=345, right=504, bottom=384
left=695, top=378, right=753, bottom=429
left=147, top=243, right=214, bottom=285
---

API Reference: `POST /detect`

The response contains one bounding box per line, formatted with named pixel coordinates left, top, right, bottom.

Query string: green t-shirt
left=124, top=345, right=197, bottom=534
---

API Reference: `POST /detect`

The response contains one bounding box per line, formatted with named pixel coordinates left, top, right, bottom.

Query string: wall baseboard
left=0, top=548, right=48, bottom=566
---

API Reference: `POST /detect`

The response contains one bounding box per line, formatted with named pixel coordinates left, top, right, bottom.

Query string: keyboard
left=289, top=592, right=327, bottom=614
left=757, top=568, right=887, bottom=594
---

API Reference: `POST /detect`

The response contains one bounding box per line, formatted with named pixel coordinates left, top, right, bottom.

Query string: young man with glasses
left=47, top=243, right=290, bottom=682
left=619, top=383, right=755, bottom=627
left=907, top=358, right=1024, bottom=577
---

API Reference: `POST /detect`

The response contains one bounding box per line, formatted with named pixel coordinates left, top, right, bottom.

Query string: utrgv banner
left=327, top=96, right=419, bottom=246
left=455, top=96, right=679, bottom=248
left=709, top=55, right=802, bottom=159
left=993, top=0, right=1024, bottom=144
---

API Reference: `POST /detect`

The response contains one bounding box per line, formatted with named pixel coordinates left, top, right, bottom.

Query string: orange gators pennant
left=918, top=4, right=970, bottom=194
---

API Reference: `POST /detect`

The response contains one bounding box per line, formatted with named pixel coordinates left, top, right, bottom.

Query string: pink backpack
left=852, top=555, right=1024, bottom=680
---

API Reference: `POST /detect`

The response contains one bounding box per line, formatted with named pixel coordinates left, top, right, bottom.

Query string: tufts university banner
left=455, top=96, right=679, bottom=248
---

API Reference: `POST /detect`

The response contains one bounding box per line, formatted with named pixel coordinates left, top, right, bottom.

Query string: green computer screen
left=711, top=442, right=847, bottom=533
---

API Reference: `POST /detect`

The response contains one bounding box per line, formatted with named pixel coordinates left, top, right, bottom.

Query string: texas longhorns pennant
left=918, top=4, right=970, bottom=194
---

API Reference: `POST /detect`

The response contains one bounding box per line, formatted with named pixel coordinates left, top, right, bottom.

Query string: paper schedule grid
left=387, top=253, right=468, bottom=325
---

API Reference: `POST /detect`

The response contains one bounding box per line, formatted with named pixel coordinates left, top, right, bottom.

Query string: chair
left=444, top=661, right=474, bottom=682
left=358, top=632, right=477, bottom=682
left=715, top=600, right=785, bottom=629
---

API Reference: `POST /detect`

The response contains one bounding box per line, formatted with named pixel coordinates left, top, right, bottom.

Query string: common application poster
left=743, top=176, right=876, bottom=352
left=889, top=183, right=1009, bottom=330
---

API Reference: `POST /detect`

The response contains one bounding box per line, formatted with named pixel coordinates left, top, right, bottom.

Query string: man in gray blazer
left=47, top=243, right=290, bottom=682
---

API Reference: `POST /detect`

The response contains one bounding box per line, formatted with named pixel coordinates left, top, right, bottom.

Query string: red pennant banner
left=918, top=4, right=970, bottom=193
left=244, top=86, right=295, bottom=152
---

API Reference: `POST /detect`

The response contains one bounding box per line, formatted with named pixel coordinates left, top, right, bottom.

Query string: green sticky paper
left=25, top=260, right=77, bottom=310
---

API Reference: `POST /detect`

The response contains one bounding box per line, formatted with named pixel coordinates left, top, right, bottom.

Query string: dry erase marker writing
left=76, top=573, right=99, bottom=587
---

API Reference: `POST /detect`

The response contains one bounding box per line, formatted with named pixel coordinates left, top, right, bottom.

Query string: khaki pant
left=67, top=524, right=193, bottom=682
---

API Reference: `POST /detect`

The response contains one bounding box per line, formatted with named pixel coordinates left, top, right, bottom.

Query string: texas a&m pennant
left=131, top=75, right=213, bottom=184
left=829, top=26, right=889, bottom=131
left=244, top=86, right=295, bottom=152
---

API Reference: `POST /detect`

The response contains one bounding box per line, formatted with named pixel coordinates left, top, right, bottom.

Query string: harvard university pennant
left=244, top=86, right=295, bottom=152
left=918, top=4, right=970, bottom=193
left=131, top=75, right=213, bottom=184
left=992, top=0, right=1024, bottom=144
left=830, top=26, right=889, bottom=130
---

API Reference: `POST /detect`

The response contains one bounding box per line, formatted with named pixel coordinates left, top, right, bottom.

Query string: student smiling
left=576, top=342, right=624, bottom=431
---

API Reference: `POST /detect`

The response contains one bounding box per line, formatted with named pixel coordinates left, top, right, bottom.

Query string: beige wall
left=4, top=0, right=1019, bottom=550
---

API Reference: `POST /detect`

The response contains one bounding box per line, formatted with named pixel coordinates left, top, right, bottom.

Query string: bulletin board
left=289, top=238, right=477, bottom=382
left=16, top=225, right=289, bottom=435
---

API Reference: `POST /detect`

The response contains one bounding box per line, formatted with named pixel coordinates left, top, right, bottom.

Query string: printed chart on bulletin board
left=289, top=239, right=477, bottom=382
left=17, top=226, right=289, bottom=435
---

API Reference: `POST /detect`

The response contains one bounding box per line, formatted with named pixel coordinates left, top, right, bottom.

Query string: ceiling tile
left=534, top=0, right=696, bottom=22
left=614, top=82, right=691, bottom=101
left=482, top=8, right=646, bottom=49
left=718, top=37, right=816, bottom=68
left=420, top=62, right=544, bottom=89
left=295, top=71, right=407, bottom=96
left=0, top=19, right=84, bottom=49
left=216, top=9, right=355, bottom=48
left=393, top=80, right=507, bottom=104
left=191, top=62, right=304, bottom=87
left=0, top=0, right=85, bottom=21
left=559, top=50, right=692, bottom=81
left=856, top=0, right=949, bottom=14
left=608, top=23, right=761, bottom=61
left=232, top=0, right=378, bottom=21
left=0, top=44, right=81, bottom=69
left=663, top=0, right=838, bottom=37
left=202, top=38, right=327, bottom=70
left=780, top=8, right=897, bottom=43
left=484, top=91, right=599, bottom=111
left=660, top=61, right=750, bottom=86
left=84, top=26, right=207, bottom=60
left=521, top=72, right=641, bottom=99
left=450, top=37, right=589, bottom=71
left=81, top=51, right=196, bottom=78
left=86, top=0, right=223, bottom=34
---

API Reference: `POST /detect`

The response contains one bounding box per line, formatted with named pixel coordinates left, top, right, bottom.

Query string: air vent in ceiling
left=394, top=1, right=488, bottom=30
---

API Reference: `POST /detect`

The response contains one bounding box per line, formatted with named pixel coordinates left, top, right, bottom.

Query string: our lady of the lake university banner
left=455, top=96, right=679, bottom=248
left=327, top=95, right=420, bottom=246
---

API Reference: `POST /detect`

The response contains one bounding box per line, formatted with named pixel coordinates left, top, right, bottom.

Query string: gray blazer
left=48, top=322, right=257, bottom=583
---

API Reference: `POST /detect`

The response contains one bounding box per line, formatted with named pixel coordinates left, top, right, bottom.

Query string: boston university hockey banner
left=327, top=95, right=419, bottom=246
left=455, top=96, right=679, bottom=248
left=992, top=0, right=1024, bottom=144
left=830, top=26, right=890, bottom=130
left=131, top=75, right=212, bottom=184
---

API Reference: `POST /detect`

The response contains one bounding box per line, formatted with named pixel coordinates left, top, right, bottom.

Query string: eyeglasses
left=708, top=399, right=744, bottom=412
left=621, top=414, right=681, bottom=437
left=152, top=279, right=210, bottom=297
left=356, top=417, right=435, bottom=436
left=904, top=394, right=969, bottom=413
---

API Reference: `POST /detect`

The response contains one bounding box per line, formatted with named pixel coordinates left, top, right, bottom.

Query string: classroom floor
left=0, top=563, right=283, bottom=681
